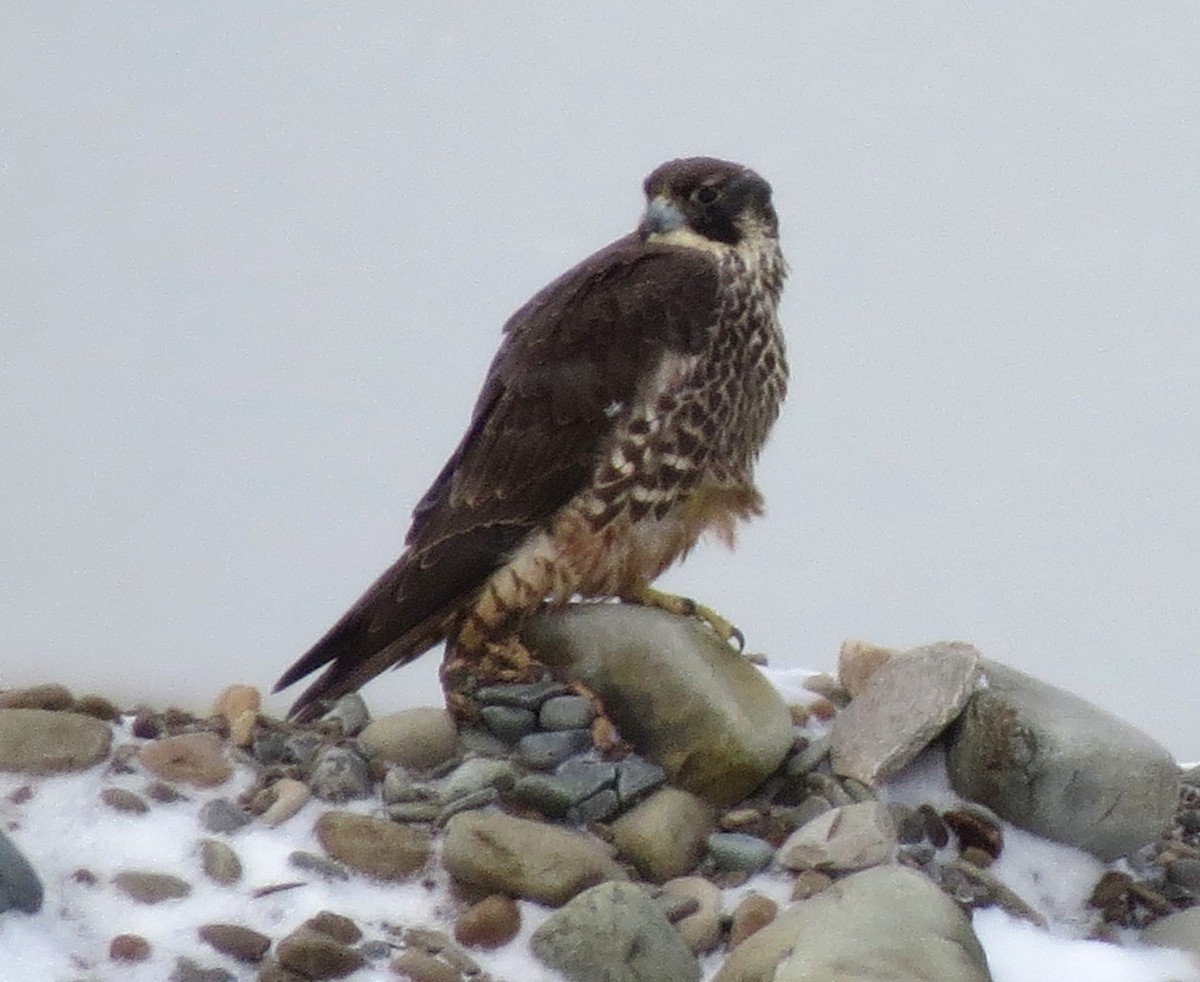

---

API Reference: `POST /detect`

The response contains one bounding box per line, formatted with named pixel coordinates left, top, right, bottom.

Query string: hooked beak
left=639, top=195, right=686, bottom=236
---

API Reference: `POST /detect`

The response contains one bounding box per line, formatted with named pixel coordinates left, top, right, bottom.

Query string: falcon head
left=639, top=157, right=778, bottom=247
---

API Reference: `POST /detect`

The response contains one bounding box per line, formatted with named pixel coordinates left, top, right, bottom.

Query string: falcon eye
left=692, top=185, right=721, bottom=205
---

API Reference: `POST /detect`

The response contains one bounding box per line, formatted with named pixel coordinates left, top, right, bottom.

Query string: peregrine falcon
left=276, top=157, right=788, bottom=720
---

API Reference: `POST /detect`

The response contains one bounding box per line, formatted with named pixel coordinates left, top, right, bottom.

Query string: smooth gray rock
left=531, top=881, right=700, bottom=982
left=830, top=641, right=981, bottom=784
left=443, top=810, right=625, bottom=906
left=198, top=798, right=251, bottom=834
left=615, top=756, right=667, bottom=805
left=778, top=801, right=896, bottom=873
left=946, top=660, right=1180, bottom=861
left=516, top=729, right=593, bottom=770
left=0, top=709, right=112, bottom=773
left=539, top=695, right=596, bottom=731
left=0, top=828, right=43, bottom=913
left=707, top=832, right=775, bottom=873
left=524, top=605, right=792, bottom=805
left=714, top=865, right=991, bottom=982
left=480, top=705, right=538, bottom=742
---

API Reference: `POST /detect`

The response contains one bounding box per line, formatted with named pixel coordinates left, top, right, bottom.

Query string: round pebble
left=100, top=787, right=149, bottom=815
left=707, top=832, right=775, bottom=873
left=198, top=923, right=271, bottom=963
left=199, top=798, right=251, bottom=834
left=110, top=934, right=151, bottom=962
left=276, top=927, right=366, bottom=979
left=199, top=839, right=242, bottom=885
left=139, top=733, right=231, bottom=788
left=113, top=871, right=192, bottom=904
left=454, top=894, right=521, bottom=949
left=729, top=892, right=778, bottom=948
left=359, top=708, right=459, bottom=771
left=315, top=810, right=432, bottom=880
left=305, top=910, right=362, bottom=945
left=0, top=708, right=113, bottom=773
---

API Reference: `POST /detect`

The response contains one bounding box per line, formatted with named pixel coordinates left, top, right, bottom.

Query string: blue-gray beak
left=639, top=195, right=686, bottom=235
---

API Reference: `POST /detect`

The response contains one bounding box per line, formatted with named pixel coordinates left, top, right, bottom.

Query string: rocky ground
left=1, top=604, right=1199, bottom=981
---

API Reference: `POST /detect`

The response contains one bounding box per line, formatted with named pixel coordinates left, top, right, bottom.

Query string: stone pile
left=0, top=607, right=1197, bottom=981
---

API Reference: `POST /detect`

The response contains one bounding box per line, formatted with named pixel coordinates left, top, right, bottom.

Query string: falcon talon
left=275, top=157, right=789, bottom=721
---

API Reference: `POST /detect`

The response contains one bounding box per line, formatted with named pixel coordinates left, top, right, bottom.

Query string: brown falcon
left=276, top=157, right=788, bottom=720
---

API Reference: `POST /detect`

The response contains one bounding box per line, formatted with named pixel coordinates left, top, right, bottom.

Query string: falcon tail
left=274, top=523, right=531, bottom=722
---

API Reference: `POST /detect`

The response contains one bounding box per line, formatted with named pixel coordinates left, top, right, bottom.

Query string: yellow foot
left=623, top=584, right=745, bottom=650
left=564, top=679, right=630, bottom=756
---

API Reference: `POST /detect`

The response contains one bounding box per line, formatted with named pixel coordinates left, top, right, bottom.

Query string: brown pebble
left=389, top=949, right=462, bottom=982
left=100, top=787, right=149, bottom=815
left=276, top=927, right=366, bottom=979
left=790, top=868, right=833, bottom=901
left=305, top=910, right=362, bottom=945
left=1090, top=870, right=1134, bottom=908
left=72, top=694, right=123, bottom=722
left=315, top=810, right=431, bottom=881
left=109, top=933, right=151, bottom=962
left=808, top=697, right=837, bottom=721
left=199, top=923, right=271, bottom=963
left=145, top=781, right=187, bottom=803
left=113, top=871, right=192, bottom=904
left=729, top=893, right=778, bottom=948
left=943, top=808, right=1004, bottom=859
left=199, top=838, right=243, bottom=886
left=720, top=807, right=762, bottom=831
left=0, top=683, right=74, bottom=710
left=139, top=732, right=232, bottom=788
left=454, top=894, right=520, bottom=950
left=9, top=784, right=34, bottom=805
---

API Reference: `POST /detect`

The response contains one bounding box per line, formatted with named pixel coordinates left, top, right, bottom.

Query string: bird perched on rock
left=276, top=157, right=789, bottom=721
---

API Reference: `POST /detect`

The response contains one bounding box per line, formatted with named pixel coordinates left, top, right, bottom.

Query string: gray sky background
left=4, top=3, right=1198, bottom=757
